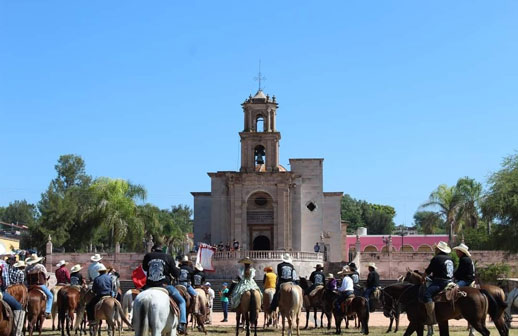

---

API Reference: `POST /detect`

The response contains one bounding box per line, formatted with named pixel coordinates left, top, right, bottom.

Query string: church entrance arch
left=247, top=191, right=274, bottom=250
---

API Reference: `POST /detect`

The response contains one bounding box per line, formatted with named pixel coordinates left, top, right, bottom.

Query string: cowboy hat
left=314, top=264, right=324, bottom=270
left=368, top=262, right=377, bottom=270
left=195, top=263, right=204, bottom=271
left=182, top=255, right=189, bottom=262
left=14, top=260, right=26, bottom=268
left=97, top=264, right=107, bottom=272
left=70, top=264, right=82, bottom=273
left=281, top=253, right=293, bottom=263
left=435, top=241, right=451, bottom=254
left=238, top=257, right=253, bottom=265
left=453, top=243, right=471, bottom=257
left=204, top=282, right=211, bottom=287
left=90, top=254, right=103, bottom=262
left=337, top=265, right=353, bottom=275
left=326, top=273, right=334, bottom=279
left=56, top=260, right=68, bottom=267
left=26, top=254, right=43, bottom=265
left=264, top=266, right=273, bottom=272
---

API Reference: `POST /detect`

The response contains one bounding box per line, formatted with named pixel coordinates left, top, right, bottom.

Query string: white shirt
left=338, top=276, right=354, bottom=292
left=207, top=288, right=215, bottom=308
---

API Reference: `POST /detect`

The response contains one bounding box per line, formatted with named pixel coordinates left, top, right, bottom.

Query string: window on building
left=306, top=202, right=317, bottom=212
left=256, top=115, right=264, bottom=132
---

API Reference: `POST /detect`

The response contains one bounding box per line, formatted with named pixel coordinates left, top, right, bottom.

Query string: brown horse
left=262, top=288, right=278, bottom=329
left=27, top=286, right=46, bottom=336
left=7, top=284, right=28, bottom=309
left=330, top=292, right=369, bottom=335
left=57, top=286, right=82, bottom=336
left=0, top=298, right=14, bottom=336
left=92, top=297, right=132, bottom=336
left=298, top=277, right=325, bottom=329
left=400, top=270, right=491, bottom=336
left=235, top=289, right=261, bottom=336
left=278, top=282, right=303, bottom=336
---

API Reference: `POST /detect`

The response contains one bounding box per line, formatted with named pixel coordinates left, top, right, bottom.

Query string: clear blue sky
left=1, top=1, right=517, bottom=226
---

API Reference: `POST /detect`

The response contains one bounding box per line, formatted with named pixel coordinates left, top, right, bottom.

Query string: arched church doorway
left=253, top=235, right=270, bottom=250
left=247, top=191, right=274, bottom=250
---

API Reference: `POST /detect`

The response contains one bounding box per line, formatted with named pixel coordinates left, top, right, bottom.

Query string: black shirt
left=70, top=272, right=83, bottom=286
left=143, top=251, right=180, bottom=287
left=192, top=270, right=206, bottom=286
left=309, top=270, right=325, bottom=286
left=277, top=262, right=295, bottom=283
left=366, top=270, right=380, bottom=288
left=178, top=264, right=194, bottom=284
left=454, top=255, right=475, bottom=283
left=425, top=252, right=454, bottom=281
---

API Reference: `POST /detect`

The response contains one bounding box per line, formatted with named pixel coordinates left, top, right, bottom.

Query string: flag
left=196, top=243, right=217, bottom=272
left=131, top=264, right=147, bottom=289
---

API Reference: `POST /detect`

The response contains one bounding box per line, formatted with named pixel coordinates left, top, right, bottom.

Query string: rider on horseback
left=192, top=263, right=205, bottom=288
left=229, top=257, right=262, bottom=310
left=269, top=253, right=297, bottom=311
left=453, top=243, right=475, bottom=287
left=422, top=241, right=454, bottom=325
left=25, top=253, right=53, bottom=318
left=178, top=256, right=198, bottom=298
left=86, top=264, right=113, bottom=328
left=142, top=244, right=188, bottom=334
left=363, top=262, right=380, bottom=305
left=305, top=264, right=325, bottom=295
left=335, top=265, right=354, bottom=312
left=1, top=257, right=24, bottom=336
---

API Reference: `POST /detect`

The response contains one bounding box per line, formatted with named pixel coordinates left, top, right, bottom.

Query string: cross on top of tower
left=254, top=60, right=266, bottom=91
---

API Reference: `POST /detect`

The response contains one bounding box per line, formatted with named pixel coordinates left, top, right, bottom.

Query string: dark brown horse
left=299, top=277, right=326, bottom=329
left=324, top=290, right=369, bottom=335
left=27, top=286, right=46, bottom=336
left=57, top=286, right=82, bottom=336
left=400, top=271, right=491, bottom=336
left=379, top=284, right=404, bottom=333
left=0, top=298, right=14, bottom=336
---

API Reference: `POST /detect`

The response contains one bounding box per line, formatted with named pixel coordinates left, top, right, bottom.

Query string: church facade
left=192, top=90, right=344, bottom=262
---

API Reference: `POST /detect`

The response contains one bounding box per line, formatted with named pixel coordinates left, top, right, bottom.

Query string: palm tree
left=455, top=177, right=482, bottom=230
left=421, top=184, right=462, bottom=242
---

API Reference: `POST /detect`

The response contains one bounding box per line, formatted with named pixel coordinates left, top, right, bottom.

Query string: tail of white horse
left=133, top=289, right=178, bottom=336
left=122, top=289, right=134, bottom=320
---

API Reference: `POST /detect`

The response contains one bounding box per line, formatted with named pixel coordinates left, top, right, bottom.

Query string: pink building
left=346, top=234, right=449, bottom=255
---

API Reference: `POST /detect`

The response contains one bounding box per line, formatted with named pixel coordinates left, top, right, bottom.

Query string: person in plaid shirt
left=25, top=254, right=53, bottom=317
left=9, top=260, right=26, bottom=285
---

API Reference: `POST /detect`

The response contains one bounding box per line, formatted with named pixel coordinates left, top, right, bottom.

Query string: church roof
left=253, top=90, right=266, bottom=99
left=254, top=164, right=287, bottom=172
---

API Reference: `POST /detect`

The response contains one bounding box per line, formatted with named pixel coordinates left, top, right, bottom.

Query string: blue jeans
left=363, top=287, right=376, bottom=301
left=222, top=301, right=228, bottom=320
left=1, top=290, right=22, bottom=310
left=39, top=285, right=53, bottom=314
left=456, top=280, right=471, bottom=287
left=423, top=279, right=450, bottom=303
left=166, top=285, right=187, bottom=324
left=180, top=283, right=197, bottom=297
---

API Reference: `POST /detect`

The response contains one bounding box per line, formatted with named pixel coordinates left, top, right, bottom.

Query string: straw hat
left=90, top=254, right=103, bottom=262
left=264, top=266, right=273, bottom=272
left=326, top=273, right=334, bottom=279
left=26, top=254, right=43, bottom=265
left=337, top=265, right=353, bottom=275
left=56, top=260, right=68, bottom=268
left=281, top=253, right=293, bottom=263
left=453, top=243, right=471, bottom=257
left=238, top=257, right=253, bottom=265
left=14, top=260, right=26, bottom=268
left=435, top=241, right=451, bottom=254
left=195, top=263, right=204, bottom=271
left=314, top=264, right=324, bottom=270
left=70, top=264, right=82, bottom=273
left=97, top=264, right=107, bottom=272
left=368, top=262, right=378, bottom=270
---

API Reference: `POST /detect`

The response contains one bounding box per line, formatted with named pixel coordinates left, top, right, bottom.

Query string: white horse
left=133, top=289, right=178, bottom=336
left=122, top=289, right=138, bottom=320
left=505, top=287, right=518, bottom=326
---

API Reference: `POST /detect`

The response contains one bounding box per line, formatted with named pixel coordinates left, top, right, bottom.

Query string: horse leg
left=281, top=315, right=285, bottom=336
left=395, top=312, right=400, bottom=333
left=402, top=322, right=417, bottom=336
left=287, top=316, right=292, bottom=336
left=466, top=318, right=490, bottom=336
left=386, top=317, right=393, bottom=333
left=437, top=321, right=450, bottom=336
left=427, top=325, right=434, bottom=336
left=235, top=313, right=240, bottom=336
left=296, top=312, right=300, bottom=336
left=313, top=307, right=318, bottom=328
left=304, top=309, right=309, bottom=329
left=334, top=314, right=341, bottom=335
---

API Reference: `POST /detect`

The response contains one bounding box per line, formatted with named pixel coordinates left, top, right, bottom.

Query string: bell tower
left=239, top=90, right=281, bottom=173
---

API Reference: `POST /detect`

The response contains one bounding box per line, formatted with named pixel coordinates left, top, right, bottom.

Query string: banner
left=196, top=243, right=217, bottom=272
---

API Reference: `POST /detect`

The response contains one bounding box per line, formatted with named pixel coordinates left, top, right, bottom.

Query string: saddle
left=147, top=287, right=180, bottom=317
left=131, top=288, right=141, bottom=300
left=0, top=298, right=12, bottom=319
left=29, top=285, right=47, bottom=301
left=372, top=287, right=382, bottom=301
left=340, top=294, right=355, bottom=315
left=309, top=285, right=324, bottom=297
left=433, top=283, right=467, bottom=304
left=95, top=296, right=113, bottom=310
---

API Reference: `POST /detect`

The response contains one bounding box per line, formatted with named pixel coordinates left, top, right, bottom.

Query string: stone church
left=192, top=90, right=344, bottom=262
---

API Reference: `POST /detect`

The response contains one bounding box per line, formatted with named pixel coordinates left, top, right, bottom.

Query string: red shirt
left=55, top=266, right=71, bottom=284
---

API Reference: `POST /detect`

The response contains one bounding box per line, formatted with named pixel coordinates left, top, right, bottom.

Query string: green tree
left=421, top=184, right=462, bottom=242
left=340, top=195, right=395, bottom=234
left=455, top=177, right=483, bottom=230
left=341, top=194, right=364, bottom=232
left=413, top=211, right=445, bottom=234
left=0, top=200, right=39, bottom=227
left=481, top=154, right=518, bottom=253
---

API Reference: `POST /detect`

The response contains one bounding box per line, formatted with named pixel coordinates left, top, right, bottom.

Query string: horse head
left=403, top=270, right=425, bottom=285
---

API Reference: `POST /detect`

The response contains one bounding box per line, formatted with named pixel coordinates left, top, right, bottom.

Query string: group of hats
left=435, top=241, right=471, bottom=257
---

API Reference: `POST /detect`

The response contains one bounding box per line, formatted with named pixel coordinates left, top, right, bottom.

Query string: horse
left=7, top=284, right=29, bottom=309
left=27, top=286, right=47, bottom=336
left=320, top=287, right=335, bottom=330
left=399, top=270, right=492, bottom=336
left=92, top=296, right=132, bottom=336
left=262, top=287, right=278, bottom=329
left=0, top=298, right=14, bottom=336
left=330, top=291, right=369, bottom=335
left=505, top=287, right=518, bottom=327
left=57, top=286, right=82, bottom=336
left=278, top=282, right=303, bottom=336
left=122, top=288, right=141, bottom=321
left=298, top=277, right=325, bottom=329
left=234, top=289, right=261, bottom=336
left=192, top=287, right=208, bottom=334
left=74, top=288, right=94, bottom=334
left=132, top=288, right=179, bottom=336
left=52, top=284, right=66, bottom=330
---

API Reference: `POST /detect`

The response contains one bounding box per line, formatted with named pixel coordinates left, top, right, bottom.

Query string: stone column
left=46, top=235, right=53, bottom=272
left=146, top=236, right=154, bottom=253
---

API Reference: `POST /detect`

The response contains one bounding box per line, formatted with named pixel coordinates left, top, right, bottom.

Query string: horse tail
left=480, top=289, right=496, bottom=320
left=115, top=299, right=133, bottom=328
left=133, top=298, right=146, bottom=336
left=249, top=290, right=258, bottom=323
left=292, top=285, right=302, bottom=315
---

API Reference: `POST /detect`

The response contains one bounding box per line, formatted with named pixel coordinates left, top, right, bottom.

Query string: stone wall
left=358, top=250, right=518, bottom=280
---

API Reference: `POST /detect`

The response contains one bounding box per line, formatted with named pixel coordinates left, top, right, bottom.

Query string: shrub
left=477, top=263, right=511, bottom=284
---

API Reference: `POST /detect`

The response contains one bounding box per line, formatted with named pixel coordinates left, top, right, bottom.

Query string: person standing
left=453, top=243, right=475, bottom=287
left=314, top=242, right=320, bottom=253
left=205, top=282, right=215, bottom=325
left=220, top=282, right=229, bottom=322
left=88, top=254, right=104, bottom=283
left=55, top=260, right=71, bottom=285
left=25, top=254, right=53, bottom=318
left=86, top=264, right=113, bottom=329
left=422, top=241, right=454, bottom=325
left=143, top=244, right=187, bottom=334
left=232, top=239, right=240, bottom=251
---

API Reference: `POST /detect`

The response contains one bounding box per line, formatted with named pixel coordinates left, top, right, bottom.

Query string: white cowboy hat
left=204, top=282, right=211, bottom=287
left=281, top=253, right=293, bottom=263
left=70, top=264, right=82, bottom=273
left=195, top=263, right=204, bottom=271
left=26, top=254, right=43, bottom=265
left=182, top=255, right=189, bottom=262
left=97, top=264, right=107, bottom=272
left=326, top=273, right=334, bottom=279
left=453, top=243, right=471, bottom=257
left=435, top=241, right=451, bottom=254
left=368, top=262, right=378, bottom=270
left=56, top=260, right=68, bottom=267
left=14, top=260, right=26, bottom=268
left=90, top=254, right=103, bottom=262
left=337, top=265, right=353, bottom=275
